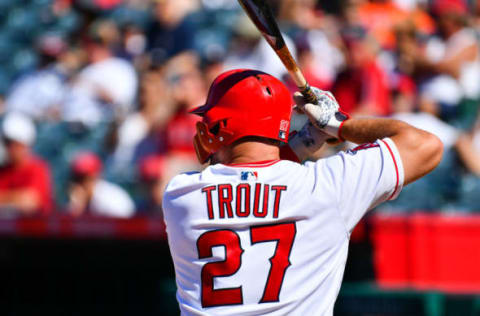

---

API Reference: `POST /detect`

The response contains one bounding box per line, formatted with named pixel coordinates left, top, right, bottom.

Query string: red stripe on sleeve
left=380, top=140, right=399, bottom=200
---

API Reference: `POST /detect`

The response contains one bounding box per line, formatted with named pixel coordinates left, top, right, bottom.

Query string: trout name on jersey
left=201, top=183, right=287, bottom=220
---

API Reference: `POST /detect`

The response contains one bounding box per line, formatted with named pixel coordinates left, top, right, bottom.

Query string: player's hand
left=294, top=87, right=338, bottom=128
left=288, top=122, right=331, bottom=161
left=294, top=87, right=349, bottom=141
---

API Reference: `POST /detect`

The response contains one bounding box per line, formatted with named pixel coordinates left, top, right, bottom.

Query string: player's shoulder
left=304, top=141, right=384, bottom=173
left=318, top=139, right=399, bottom=177
left=164, top=170, right=202, bottom=194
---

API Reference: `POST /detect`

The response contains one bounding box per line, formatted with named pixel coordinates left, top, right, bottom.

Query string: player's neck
left=222, top=141, right=280, bottom=165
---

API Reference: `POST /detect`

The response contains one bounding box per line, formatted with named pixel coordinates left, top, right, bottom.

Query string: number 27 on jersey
left=196, top=222, right=297, bottom=308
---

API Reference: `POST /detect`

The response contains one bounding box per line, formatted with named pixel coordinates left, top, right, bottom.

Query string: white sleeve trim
left=378, top=138, right=405, bottom=200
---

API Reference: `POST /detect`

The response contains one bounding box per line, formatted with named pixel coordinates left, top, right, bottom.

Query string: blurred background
left=0, top=0, right=479, bottom=315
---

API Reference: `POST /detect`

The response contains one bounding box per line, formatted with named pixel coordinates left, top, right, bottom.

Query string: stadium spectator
left=223, top=15, right=297, bottom=80
left=110, top=67, right=173, bottom=175
left=333, top=27, right=392, bottom=116
left=453, top=113, right=480, bottom=209
left=355, top=0, right=435, bottom=48
left=351, top=0, right=408, bottom=49
left=1, top=0, right=480, bottom=215
left=67, top=152, right=135, bottom=218
left=356, top=0, right=409, bottom=49
left=118, top=23, right=147, bottom=62
left=390, top=76, right=460, bottom=149
left=278, top=0, right=324, bottom=30
left=5, top=34, right=80, bottom=121
left=456, top=113, right=480, bottom=177
left=475, top=0, right=480, bottom=33
left=408, top=2, right=436, bottom=35
left=286, top=30, right=344, bottom=92
left=136, top=155, right=165, bottom=215
left=63, top=20, right=138, bottom=126
left=200, top=0, right=237, bottom=10
left=411, top=0, right=480, bottom=118
left=0, top=113, right=53, bottom=215
left=147, top=0, right=198, bottom=60
left=156, top=55, right=203, bottom=183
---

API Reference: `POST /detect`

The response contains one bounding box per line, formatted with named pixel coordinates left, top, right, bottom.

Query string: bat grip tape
left=301, top=84, right=318, bottom=104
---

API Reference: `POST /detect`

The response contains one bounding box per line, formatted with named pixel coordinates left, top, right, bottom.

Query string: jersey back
left=163, top=138, right=404, bottom=316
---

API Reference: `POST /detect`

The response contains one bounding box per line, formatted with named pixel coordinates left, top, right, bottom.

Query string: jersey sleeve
left=317, top=138, right=404, bottom=233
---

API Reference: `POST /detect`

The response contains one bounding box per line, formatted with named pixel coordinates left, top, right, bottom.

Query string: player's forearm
left=341, top=117, right=443, bottom=184
left=340, top=118, right=414, bottom=144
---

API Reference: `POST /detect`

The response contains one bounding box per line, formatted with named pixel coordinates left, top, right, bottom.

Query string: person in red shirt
left=136, top=155, right=166, bottom=215
left=0, top=113, right=53, bottom=215
left=333, top=27, right=392, bottom=116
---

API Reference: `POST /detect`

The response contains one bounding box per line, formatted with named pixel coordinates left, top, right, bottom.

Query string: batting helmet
left=190, top=69, right=293, bottom=163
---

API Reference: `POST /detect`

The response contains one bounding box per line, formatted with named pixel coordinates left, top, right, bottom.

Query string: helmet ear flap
left=193, top=133, right=212, bottom=164
left=194, top=122, right=215, bottom=164
left=193, top=121, right=235, bottom=164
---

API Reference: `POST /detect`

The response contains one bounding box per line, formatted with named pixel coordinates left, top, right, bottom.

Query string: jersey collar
left=223, top=160, right=281, bottom=168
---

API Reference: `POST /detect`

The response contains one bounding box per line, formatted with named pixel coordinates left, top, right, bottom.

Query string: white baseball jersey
left=163, top=138, right=404, bottom=316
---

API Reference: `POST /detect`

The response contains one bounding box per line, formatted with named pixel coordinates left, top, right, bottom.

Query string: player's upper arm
left=317, top=139, right=405, bottom=233
left=389, top=129, right=443, bottom=185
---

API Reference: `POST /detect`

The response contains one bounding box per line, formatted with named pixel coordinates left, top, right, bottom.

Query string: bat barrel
left=238, top=0, right=318, bottom=104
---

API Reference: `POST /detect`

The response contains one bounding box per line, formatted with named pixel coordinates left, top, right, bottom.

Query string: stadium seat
left=194, top=29, right=230, bottom=60
left=53, top=10, right=81, bottom=35
left=0, top=31, right=18, bottom=63
left=109, top=6, right=151, bottom=29
left=31, top=0, right=53, bottom=7
left=0, top=70, right=11, bottom=95
left=0, top=0, right=17, bottom=12
left=457, top=174, right=480, bottom=212
left=5, top=8, right=39, bottom=42
left=11, top=49, right=39, bottom=74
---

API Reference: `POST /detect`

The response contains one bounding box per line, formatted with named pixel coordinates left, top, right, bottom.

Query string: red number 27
left=196, top=222, right=296, bottom=308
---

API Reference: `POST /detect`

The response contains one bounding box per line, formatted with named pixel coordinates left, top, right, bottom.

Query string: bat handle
left=289, top=68, right=318, bottom=104
left=300, top=84, right=318, bottom=104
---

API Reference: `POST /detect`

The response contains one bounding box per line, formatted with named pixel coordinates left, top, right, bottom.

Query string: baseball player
left=163, top=69, right=442, bottom=315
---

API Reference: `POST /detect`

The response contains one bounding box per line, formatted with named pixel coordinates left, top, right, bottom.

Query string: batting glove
left=287, top=122, right=331, bottom=161
left=293, top=87, right=349, bottom=141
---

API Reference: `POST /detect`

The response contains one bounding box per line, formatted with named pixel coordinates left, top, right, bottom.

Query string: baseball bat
left=237, top=0, right=318, bottom=104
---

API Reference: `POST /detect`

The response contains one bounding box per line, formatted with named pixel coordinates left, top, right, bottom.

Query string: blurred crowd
left=0, top=0, right=480, bottom=217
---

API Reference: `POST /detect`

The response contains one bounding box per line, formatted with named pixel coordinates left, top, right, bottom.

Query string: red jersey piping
left=338, top=120, right=346, bottom=142
left=380, top=139, right=400, bottom=200
left=224, top=160, right=281, bottom=168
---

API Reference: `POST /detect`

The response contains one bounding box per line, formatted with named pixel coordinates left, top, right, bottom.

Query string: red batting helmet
left=190, top=69, right=293, bottom=163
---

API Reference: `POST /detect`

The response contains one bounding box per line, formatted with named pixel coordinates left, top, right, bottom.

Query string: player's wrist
left=294, top=87, right=349, bottom=142
left=323, top=111, right=350, bottom=142
left=288, top=122, right=329, bottom=161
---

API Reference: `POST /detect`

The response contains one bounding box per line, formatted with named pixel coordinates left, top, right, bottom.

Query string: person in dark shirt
left=136, top=155, right=165, bottom=216
left=147, top=0, right=196, bottom=60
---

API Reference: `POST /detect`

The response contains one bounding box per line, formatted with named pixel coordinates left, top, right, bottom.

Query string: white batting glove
left=288, top=122, right=331, bottom=161
left=293, top=87, right=349, bottom=141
